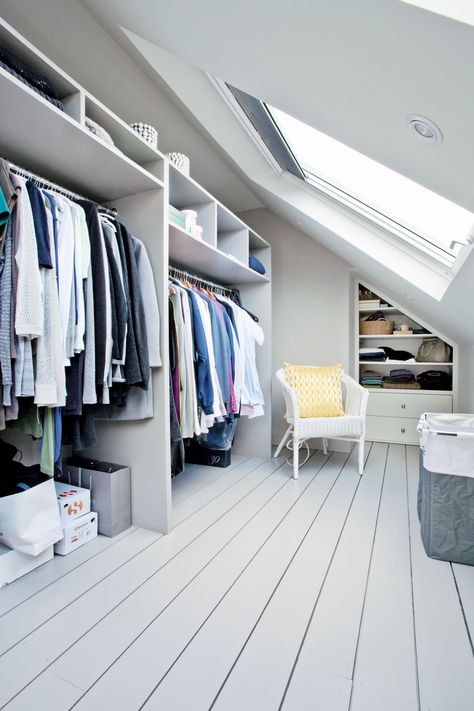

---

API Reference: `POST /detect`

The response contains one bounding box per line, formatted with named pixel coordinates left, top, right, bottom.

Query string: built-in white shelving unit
left=355, top=280, right=457, bottom=445
left=0, top=16, right=271, bottom=536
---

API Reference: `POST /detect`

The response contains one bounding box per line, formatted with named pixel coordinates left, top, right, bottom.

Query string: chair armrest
left=342, top=373, right=369, bottom=420
left=276, top=368, right=300, bottom=421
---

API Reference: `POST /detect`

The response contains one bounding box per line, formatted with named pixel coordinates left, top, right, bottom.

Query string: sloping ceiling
left=79, top=1, right=474, bottom=343
left=81, top=0, right=474, bottom=212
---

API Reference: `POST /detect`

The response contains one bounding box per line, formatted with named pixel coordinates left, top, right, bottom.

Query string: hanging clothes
left=0, top=160, right=162, bottom=475
left=168, top=272, right=265, bottom=466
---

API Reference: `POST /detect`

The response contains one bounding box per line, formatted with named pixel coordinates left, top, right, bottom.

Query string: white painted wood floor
left=0, top=443, right=473, bottom=710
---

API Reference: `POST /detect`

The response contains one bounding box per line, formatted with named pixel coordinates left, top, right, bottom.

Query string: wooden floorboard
left=172, top=456, right=248, bottom=506
left=1, top=444, right=473, bottom=711
left=210, top=446, right=364, bottom=711
left=406, top=445, right=474, bottom=711
left=51, top=453, right=332, bottom=710
left=281, top=442, right=387, bottom=711
left=138, top=453, right=350, bottom=711
left=452, top=563, right=474, bottom=647
left=349, top=444, right=419, bottom=711
left=0, top=528, right=161, bottom=656
left=0, top=454, right=295, bottom=709
left=173, top=457, right=264, bottom=526
left=0, top=526, right=137, bottom=617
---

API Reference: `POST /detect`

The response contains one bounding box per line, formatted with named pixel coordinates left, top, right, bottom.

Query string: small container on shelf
left=129, top=122, right=158, bottom=148
left=167, top=152, right=190, bottom=176
left=181, top=209, right=198, bottom=232
left=190, top=224, right=203, bottom=240
left=169, top=205, right=186, bottom=230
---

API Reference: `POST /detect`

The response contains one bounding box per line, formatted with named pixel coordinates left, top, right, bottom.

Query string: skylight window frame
left=224, top=83, right=472, bottom=270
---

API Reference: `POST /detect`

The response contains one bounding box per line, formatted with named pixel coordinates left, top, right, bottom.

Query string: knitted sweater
left=11, top=174, right=43, bottom=338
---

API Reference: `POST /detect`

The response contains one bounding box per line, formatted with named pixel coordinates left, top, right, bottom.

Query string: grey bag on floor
left=58, top=458, right=131, bottom=538
left=418, top=453, right=474, bottom=565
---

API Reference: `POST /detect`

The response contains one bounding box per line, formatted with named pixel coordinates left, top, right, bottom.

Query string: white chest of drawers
left=366, top=392, right=453, bottom=445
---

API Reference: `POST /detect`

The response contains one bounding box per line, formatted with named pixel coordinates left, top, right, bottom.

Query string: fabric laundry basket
left=417, top=413, right=474, bottom=565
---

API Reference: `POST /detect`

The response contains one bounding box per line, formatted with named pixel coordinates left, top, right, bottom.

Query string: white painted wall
left=0, top=0, right=260, bottom=213
left=458, top=343, right=474, bottom=413
left=239, top=209, right=353, bottom=447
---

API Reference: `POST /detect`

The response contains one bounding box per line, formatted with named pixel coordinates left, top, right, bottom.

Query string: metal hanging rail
left=168, top=265, right=234, bottom=296
left=7, top=159, right=118, bottom=217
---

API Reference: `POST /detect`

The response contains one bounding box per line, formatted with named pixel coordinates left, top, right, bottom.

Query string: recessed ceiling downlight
left=407, top=114, right=443, bottom=144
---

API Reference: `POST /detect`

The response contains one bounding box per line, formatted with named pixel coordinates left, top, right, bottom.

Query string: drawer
left=367, top=392, right=452, bottom=419
left=366, top=416, right=420, bottom=445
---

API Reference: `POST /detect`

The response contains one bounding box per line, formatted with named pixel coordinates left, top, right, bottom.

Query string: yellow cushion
left=284, top=363, right=345, bottom=418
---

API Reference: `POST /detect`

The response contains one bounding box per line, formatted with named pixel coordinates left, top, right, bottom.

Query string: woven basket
left=360, top=318, right=394, bottom=335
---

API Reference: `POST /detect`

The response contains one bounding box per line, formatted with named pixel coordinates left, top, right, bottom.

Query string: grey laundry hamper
left=417, top=413, right=474, bottom=565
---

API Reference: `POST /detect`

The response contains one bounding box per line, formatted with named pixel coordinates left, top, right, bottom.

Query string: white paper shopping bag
left=0, top=477, right=63, bottom=556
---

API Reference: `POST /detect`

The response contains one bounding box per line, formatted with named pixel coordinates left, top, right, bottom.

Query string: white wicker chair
left=274, top=368, right=369, bottom=478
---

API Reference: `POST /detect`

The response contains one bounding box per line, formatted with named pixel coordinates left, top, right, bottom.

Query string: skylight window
left=266, top=105, right=474, bottom=262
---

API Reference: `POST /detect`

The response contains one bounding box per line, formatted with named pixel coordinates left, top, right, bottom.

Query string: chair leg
left=322, top=438, right=328, bottom=456
left=274, top=425, right=292, bottom=458
left=358, top=438, right=365, bottom=475
left=293, top=436, right=299, bottom=479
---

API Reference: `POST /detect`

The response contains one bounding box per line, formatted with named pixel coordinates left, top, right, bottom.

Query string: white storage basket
left=417, top=412, right=474, bottom=478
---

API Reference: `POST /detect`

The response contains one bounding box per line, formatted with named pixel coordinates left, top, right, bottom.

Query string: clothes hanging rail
left=168, top=265, right=234, bottom=296
left=7, top=160, right=118, bottom=218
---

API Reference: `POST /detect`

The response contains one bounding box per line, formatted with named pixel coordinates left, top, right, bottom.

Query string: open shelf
left=169, top=223, right=269, bottom=285
left=359, top=334, right=433, bottom=339
left=359, top=306, right=398, bottom=313
left=359, top=362, right=453, bottom=366
left=0, top=68, right=163, bottom=202
left=249, top=229, right=270, bottom=249
left=365, top=388, right=453, bottom=395
left=85, top=94, right=165, bottom=167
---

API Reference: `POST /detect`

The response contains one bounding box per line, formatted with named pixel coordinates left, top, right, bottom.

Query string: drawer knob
left=401, top=404, right=406, bottom=409
left=401, top=428, right=406, bottom=433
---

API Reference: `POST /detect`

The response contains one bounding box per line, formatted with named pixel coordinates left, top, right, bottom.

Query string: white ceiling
left=82, top=0, right=474, bottom=212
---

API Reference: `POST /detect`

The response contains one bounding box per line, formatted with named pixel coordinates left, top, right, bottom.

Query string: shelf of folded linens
left=168, top=222, right=270, bottom=284
left=359, top=334, right=433, bottom=339
left=0, top=66, right=163, bottom=201
left=363, top=388, right=453, bottom=394
left=358, top=361, right=453, bottom=366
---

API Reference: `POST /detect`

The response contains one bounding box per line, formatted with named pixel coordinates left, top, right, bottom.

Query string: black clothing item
left=62, top=407, right=97, bottom=451
left=78, top=200, right=107, bottom=395
left=115, top=221, right=150, bottom=389
left=230, top=288, right=259, bottom=323
left=64, top=352, right=85, bottom=416
left=103, top=233, right=127, bottom=363
left=417, top=370, right=452, bottom=390
left=0, top=59, right=64, bottom=110
left=26, top=180, right=53, bottom=269
left=170, top=373, right=185, bottom=477
left=379, top=346, right=415, bottom=361
left=0, top=47, right=59, bottom=99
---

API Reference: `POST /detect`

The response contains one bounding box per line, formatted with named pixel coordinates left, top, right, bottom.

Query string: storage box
left=185, top=442, right=231, bottom=468
left=60, top=458, right=131, bottom=537
left=169, top=205, right=186, bottom=230
left=54, top=512, right=98, bottom=556
left=55, top=481, right=91, bottom=524
left=0, top=544, right=54, bottom=588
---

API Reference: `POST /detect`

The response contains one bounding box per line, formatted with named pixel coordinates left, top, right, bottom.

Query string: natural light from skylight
left=268, top=105, right=474, bottom=260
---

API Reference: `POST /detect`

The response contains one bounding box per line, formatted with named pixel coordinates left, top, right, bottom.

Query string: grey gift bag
left=58, top=458, right=132, bottom=537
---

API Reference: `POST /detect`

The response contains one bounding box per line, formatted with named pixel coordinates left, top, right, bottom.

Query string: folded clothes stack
left=0, top=47, right=63, bottom=110
left=378, top=346, right=415, bottom=362
left=383, top=368, right=420, bottom=389
left=359, top=348, right=386, bottom=362
left=417, top=370, right=452, bottom=390
left=360, top=370, right=384, bottom=388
